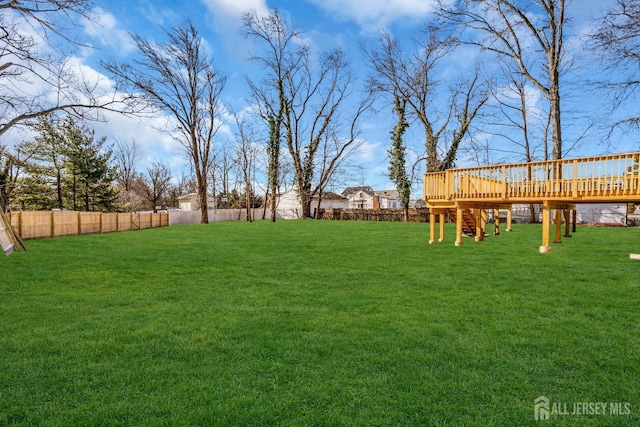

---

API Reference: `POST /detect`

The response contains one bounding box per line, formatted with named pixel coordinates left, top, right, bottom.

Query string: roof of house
left=375, top=189, right=400, bottom=199
left=317, top=191, right=347, bottom=201
left=177, top=193, right=215, bottom=201
left=342, top=186, right=374, bottom=197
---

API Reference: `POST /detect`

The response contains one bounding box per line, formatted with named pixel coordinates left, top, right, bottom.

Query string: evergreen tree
left=23, top=116, right=67, bottom=209
left=61, top=119, right=117, bottom=211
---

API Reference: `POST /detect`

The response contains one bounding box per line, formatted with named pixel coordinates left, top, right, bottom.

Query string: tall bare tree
left=591, top=0, right=640, bottom=134
left=242, top=9, right=299, bottom=222
left=440, top=0, right=568, bottom=160
left=232, top=113, right=258, bottom=222
left=104, top=21, right=226, bottom=224
left=0, top=0, right=137, bottom=139
left=113, top=138, right=138, bottom=192
left=364, top=27, right=488, bottom=173
left=243, top=9, right=371, bottom=219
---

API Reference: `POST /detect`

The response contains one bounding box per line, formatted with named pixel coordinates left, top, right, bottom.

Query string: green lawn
left=1, top=220, right=638, bottom=426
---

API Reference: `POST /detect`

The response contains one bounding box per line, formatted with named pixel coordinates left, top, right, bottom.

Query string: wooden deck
left=423, top=152, right=640, bottom=252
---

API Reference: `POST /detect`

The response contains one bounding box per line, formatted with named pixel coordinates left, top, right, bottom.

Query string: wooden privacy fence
left=9, top=211, right=169, bottom=240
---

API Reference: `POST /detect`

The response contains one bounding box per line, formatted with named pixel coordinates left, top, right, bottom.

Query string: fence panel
left=8, top=211, right=168, bottom=240
left=101, top=213, right=118, bottom=233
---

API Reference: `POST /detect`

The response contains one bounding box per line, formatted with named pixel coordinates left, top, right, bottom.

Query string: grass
left=1, top=220, right=639, bottom=426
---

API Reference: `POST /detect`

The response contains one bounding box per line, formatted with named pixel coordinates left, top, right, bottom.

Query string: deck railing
left=424, top=152, right=640, bottom=203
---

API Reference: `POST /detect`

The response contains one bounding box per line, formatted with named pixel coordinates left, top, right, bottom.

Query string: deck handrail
left=424, top=152, right=640, bottom=203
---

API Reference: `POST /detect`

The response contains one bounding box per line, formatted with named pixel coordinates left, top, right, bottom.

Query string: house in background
left=374, top=190, right=401, bottom=209
left=177, top=193, right=216, bottom=211
left=342, top=186, right=375, bottom=209
left=410, top=199, right=426, bottom=208
left=276, top=189, right=348, bottom=219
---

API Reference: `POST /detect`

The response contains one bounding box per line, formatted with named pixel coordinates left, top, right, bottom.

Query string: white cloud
left=306, top=0, right=438, bottom=31
left=82, top=7, right=135, bottom=54
left=202, top=0, right=269, bottom=18
left=355, top=139, right=383, bottom=162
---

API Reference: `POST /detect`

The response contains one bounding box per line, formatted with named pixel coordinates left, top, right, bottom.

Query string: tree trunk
left=198, top=184, right=209, bottom=224
left=529, top=204, right=537, bottom=224
left=56, top=172, right=63, bottom=209
left=269, top=189, right=277, bottom=222
left=300, top=191, right=311, bottom=219
left=549, top=84, right=562, bottom=160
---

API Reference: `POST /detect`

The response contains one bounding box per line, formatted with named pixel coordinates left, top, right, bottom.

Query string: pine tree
left=61, top=119, right=117, bottom=211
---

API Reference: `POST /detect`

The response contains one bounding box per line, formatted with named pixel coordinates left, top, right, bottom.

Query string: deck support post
left=493, top=209, right=500, bottom=236
left=439, top=213, right=445, bottom=242
left=540, top=202, right=552, bottom=253
left=563, top=209, right=571, bottom=237
left=475, top=209, right=484, bottom=242
left=553, top=209, right=563, bottom=243
left=506, top=208, right=512, bottom=232
left=455, top=207, right=464, bottom=246
left=572, top=209, right=577, bottom=233
left=429, top=213, right=436, bottom=244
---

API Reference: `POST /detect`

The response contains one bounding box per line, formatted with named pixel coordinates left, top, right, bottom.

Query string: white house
left=177, top=193, right=217, bottom=211
left=342, top=186, right=375, bottom=209
left=375, top=190, right=402, bottom=209
left=276, top=189, right=348, bottom=219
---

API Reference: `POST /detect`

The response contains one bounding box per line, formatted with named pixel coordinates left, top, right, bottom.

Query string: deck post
left=439, top=213, right=445, bottom=242
left=455, top=207, right=463, bottom=246
left=553, top=209, right=563, bottom=243
left=540, top=203, right=552, bottom=253
left=493, top=209, right=500, bottom=235
left=572, top=209, right=577, bottom=233
left=475, top=209, right=485, bottom=242
left=506, top=208, right=512, bottom=232
left=429, top=213, right=436, bottom=244
left=563, top=209, right=571, bottom=237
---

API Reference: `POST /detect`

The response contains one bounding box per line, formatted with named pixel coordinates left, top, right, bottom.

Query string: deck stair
left=445, top=209, right=476, bottom=237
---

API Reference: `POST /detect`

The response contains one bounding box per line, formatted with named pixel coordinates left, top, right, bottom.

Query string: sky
left=5, top=0, right=638, bottom=198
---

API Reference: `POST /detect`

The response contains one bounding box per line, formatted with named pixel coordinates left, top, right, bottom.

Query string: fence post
left=77, top=211, right=82, bottom=236
left=51, top=211, right=55, bottom=238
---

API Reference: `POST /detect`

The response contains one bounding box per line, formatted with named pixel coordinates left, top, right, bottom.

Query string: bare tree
left=0, top=0, right=138, bottom=139
left=143, top=161, right=171, bottom=213
left=113, top=138, right=138, bottom=192
left=212, top=141, right=237, bottom=208
left=242, top=9, right=299, bottom=222
left=490, top=64, right=544, bottom=222
left=244, top=9, right=372, bottom=219
left=104, top=21, right=226, bottom=224
left=232, top=113, right=259, bottom=222
left=591, top=0, right=640, bottom=134
left=364, top=27, right=488, bottom=173
left=440, top=0, right=568, bottom=160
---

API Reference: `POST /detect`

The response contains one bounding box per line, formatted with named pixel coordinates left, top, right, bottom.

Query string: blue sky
left=8, top=0, right=637, bottom=197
